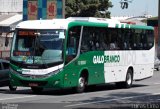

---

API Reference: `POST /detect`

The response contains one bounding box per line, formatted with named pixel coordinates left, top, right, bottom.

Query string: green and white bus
left=9, top=17, right=155, bottom=93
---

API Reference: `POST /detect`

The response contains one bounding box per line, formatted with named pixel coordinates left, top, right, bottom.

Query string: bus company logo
left=93, top=55, right=120, bottom=64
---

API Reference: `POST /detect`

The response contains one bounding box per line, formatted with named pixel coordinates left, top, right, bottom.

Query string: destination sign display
left=18, top=31, right=36, bottom=36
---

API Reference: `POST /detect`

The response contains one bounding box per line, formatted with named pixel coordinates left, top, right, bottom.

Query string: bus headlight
left=46, top=68, right=63, bottom=77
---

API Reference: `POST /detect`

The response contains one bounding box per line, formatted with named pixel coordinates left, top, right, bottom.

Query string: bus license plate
left=29, top=83, right=38, bottom=87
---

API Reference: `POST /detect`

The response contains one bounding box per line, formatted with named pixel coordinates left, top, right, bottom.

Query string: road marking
left=154, top=83, right=160, bottom=85
left=0, top=95, right=37, bottom=101
left=65, top=93, right=160, bottom=107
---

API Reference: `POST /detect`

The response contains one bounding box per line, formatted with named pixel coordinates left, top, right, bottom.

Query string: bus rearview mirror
left=5, top=37, right=9, bottom=47
left=5, top=30, right=15, bottom=47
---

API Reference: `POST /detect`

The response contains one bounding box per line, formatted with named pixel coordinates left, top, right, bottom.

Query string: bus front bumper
left=9, top=71, right=64, bottom=89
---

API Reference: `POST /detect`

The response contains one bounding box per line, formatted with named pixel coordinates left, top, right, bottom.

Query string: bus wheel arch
left=76, top=69, right=89, bottom=93
left=116, top=67, right=134, bottom=88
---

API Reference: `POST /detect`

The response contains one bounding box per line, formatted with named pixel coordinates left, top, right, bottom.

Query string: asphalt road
left=0, top=71, right=160, bottom=109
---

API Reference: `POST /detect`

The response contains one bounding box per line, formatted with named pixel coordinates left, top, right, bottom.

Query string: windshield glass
left=11, top=29, right=65, bottom=65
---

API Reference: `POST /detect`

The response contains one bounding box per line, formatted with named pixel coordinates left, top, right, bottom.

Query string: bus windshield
left=11, top=29, right=65, bottom=65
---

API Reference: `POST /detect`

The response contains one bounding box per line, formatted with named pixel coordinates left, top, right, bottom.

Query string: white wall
left=0, top=0, right=22, bottom=13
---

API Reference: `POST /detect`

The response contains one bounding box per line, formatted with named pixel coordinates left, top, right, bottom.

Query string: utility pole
left=158, top=0, right=160, bottom=58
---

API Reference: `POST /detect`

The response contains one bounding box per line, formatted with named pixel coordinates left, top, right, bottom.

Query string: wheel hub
left=79, top=77, right=85, bottom=87
left=127, top=73, right=132, bottom=85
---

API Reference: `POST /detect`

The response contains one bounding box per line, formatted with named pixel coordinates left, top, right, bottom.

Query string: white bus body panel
left=104, top=47, right=154, bottom=83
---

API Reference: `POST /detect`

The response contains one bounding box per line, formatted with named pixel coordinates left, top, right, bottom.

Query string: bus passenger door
left=64, top=26, right=81, bottom=87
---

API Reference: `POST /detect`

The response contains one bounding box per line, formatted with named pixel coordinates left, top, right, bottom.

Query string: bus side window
left=67, top=36, right=76, bottom=55
left=108, top=29, right=120, bottom=50
left=147, top=30, right=154, bottom=49
left=100, top=29, right=109, bottom=50
left=141, top=30, right=147, bottom=49
left=81, top=27, right=93, bottom=53
left=81, top=27, right=105, bottom=52
left=81, top=30, right=90, bottom=52
left=66, top=26, right=81, bottom=64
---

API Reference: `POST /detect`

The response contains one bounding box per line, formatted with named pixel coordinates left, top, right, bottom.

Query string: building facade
left=0, top=0, right=23, bottom=59
left=0, top=0, right=22, bottom=15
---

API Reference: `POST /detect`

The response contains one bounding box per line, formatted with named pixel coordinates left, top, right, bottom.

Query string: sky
left=109, top=0, right=158, bottom=17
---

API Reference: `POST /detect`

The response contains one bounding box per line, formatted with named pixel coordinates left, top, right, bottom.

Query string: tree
left=65, top=0, right=113, bottom=18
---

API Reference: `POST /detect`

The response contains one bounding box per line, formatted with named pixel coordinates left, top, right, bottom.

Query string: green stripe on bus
left=68, top=21, right=108, bottom=28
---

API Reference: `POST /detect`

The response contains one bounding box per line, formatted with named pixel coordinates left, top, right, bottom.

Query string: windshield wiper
left=34, top=34, right=48, bottom=68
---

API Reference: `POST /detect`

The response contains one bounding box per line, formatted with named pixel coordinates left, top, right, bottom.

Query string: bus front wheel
left=76, top=76, right=86, bottom=93
left=9, top=85, right=17, bottom=91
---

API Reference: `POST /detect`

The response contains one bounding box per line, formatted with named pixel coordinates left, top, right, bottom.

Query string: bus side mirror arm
left=5, top=30, right=15, bottom=47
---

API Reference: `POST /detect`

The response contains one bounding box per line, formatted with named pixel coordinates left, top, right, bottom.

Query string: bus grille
left=20, top=74, right=48, bottom=79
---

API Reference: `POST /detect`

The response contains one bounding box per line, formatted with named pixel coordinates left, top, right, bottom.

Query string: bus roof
left=16, top=17, right=153, bottom=30
left=16, top=19, right=69, bottom=29
left=67, top=17, right=153, bottom=30
left=67, top=17, right=121, bottom=24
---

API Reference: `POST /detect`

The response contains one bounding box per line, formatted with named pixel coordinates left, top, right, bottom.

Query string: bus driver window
left=66, top=26, right=81, bottom=64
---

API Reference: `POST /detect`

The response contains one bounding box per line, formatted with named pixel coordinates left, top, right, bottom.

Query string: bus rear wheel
left=116, top=69, right=133, bottom=88
left=76, top=76, right=86, bottom=93
left=125, top=69, right=133, bottom=88
left=31, top=87, right=43, bottom=93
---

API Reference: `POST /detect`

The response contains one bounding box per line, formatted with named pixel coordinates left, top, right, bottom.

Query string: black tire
left=124, top=69, right=133, bottom=88
left=116, top=69, right=133, bottom=88
left=31, top=87, right=43, bottom=93
left=76, top=76, right=86, bottom=93
left=9, top=85, right=17, bottom=91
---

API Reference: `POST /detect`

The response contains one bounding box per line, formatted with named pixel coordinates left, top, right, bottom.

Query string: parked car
left=154, top=57, right=160, bottom=71
left=0, top=59, right=17, bottom=91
